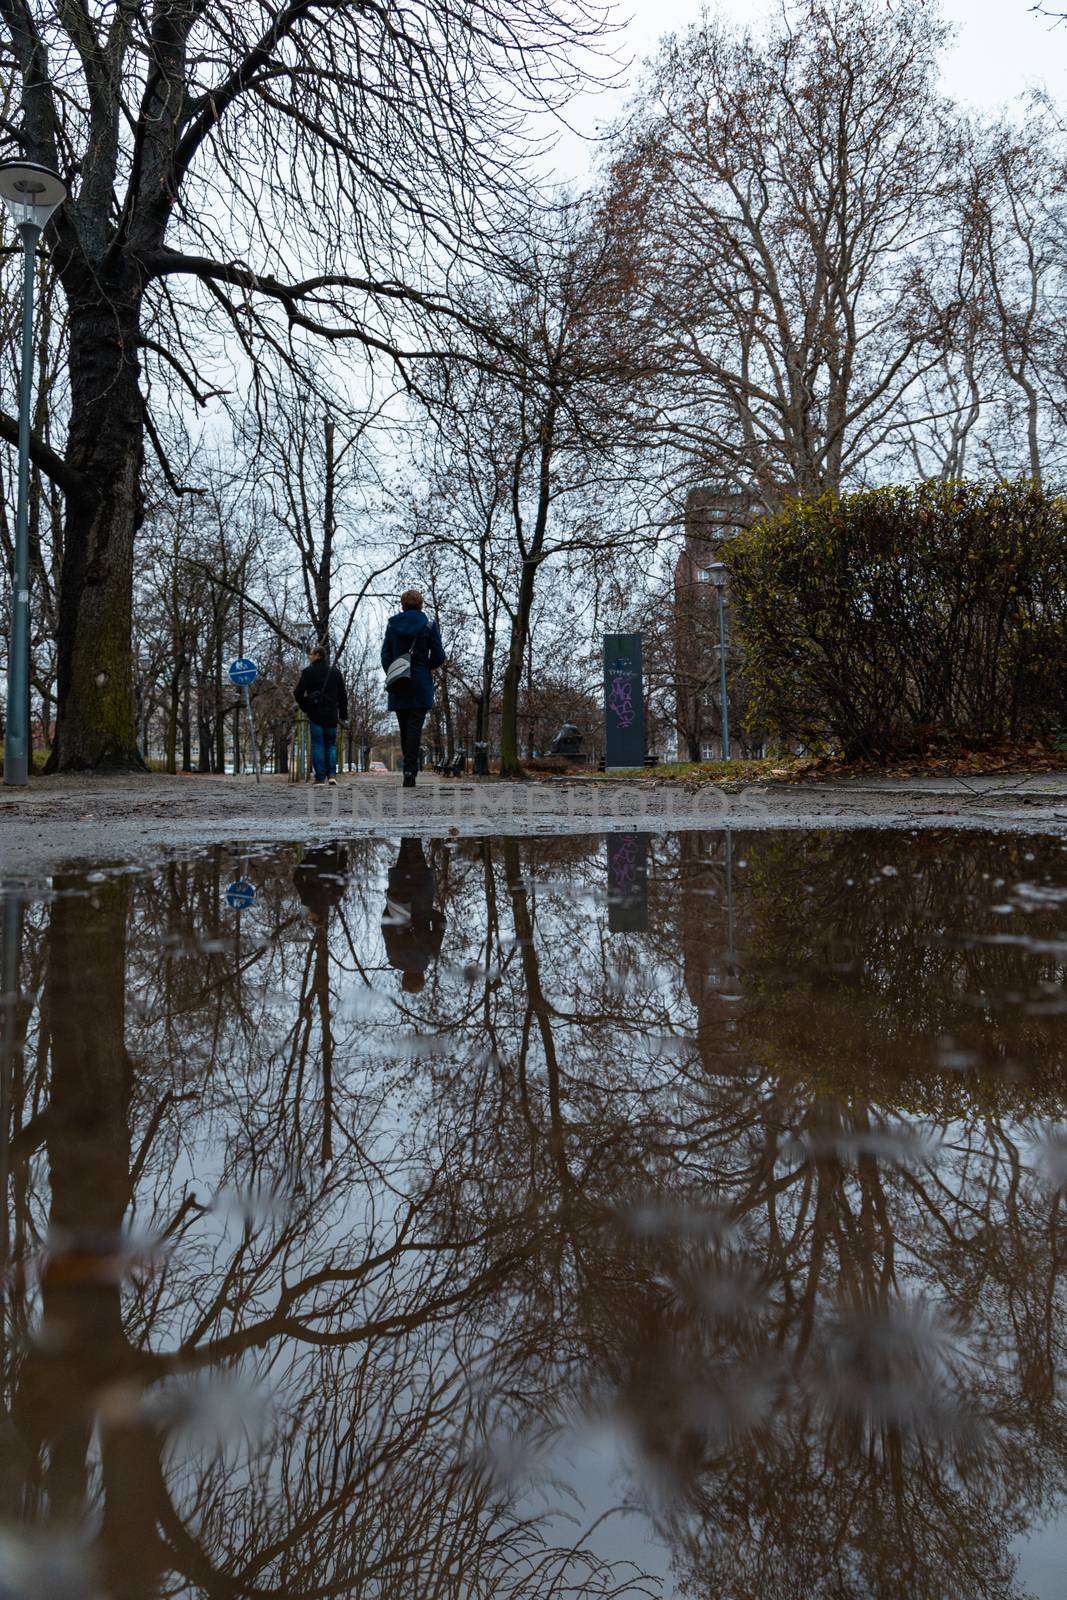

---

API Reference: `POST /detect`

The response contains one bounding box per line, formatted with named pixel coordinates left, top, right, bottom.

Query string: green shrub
left=723, top=481, right=1067, bottom=759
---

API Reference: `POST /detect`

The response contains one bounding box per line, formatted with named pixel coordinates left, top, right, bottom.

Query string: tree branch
left=182, top=557, right=303, bottom=649
left=141, top=404, right=206, bottom=498
left=0, top=410, right=96, bottom=505
left=138, top=250, right=529, bottom=371
left=139, top=337, right=230, bottom=408
left=172, top=0, right=315, bottom=186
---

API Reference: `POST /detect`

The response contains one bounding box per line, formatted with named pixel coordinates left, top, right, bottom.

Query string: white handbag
left=384, top=624, right=427, bottom=689
left=385, top=652, right=413, bottom=688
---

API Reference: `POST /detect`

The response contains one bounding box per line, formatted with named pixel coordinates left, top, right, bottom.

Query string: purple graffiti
left=608, top=676, right=635, bottom=729
left=610, top=836, right=639, bottom=894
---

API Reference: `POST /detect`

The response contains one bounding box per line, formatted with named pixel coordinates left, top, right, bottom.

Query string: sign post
left=228, top=658, right=260, bottom=782
left=603, top=633, right=645, bottom=770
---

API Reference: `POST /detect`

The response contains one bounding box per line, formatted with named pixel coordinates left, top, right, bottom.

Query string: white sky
left=549, top=0, right=1067, bottom=180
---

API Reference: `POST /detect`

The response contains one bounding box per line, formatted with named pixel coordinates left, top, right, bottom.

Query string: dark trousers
left=396, top=709, right=426, bottom=775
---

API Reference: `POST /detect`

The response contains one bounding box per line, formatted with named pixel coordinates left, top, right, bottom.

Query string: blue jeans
left=309, top=722, right=337, bottom=781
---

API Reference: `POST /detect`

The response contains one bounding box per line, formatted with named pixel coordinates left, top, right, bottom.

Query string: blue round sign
left=228, top=657, right=258, bottom=686
left=226, top=879, right=256, bottom=910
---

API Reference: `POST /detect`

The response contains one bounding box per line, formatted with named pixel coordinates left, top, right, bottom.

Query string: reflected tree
left=1, top=828, right=1065, bottom=1599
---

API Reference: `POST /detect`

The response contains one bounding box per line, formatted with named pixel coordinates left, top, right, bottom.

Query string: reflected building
left=676, top=830, right=744, bottom=1068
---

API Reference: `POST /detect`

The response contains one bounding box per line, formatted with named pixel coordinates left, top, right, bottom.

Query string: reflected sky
left=0, top=827, right=1065, bottom=1599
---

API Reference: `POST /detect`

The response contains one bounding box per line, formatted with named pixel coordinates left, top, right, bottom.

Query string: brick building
left=672, top=488, right=764, bottom=762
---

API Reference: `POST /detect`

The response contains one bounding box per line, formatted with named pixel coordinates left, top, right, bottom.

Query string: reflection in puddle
left=0, top=828, right=1065, bottom=1597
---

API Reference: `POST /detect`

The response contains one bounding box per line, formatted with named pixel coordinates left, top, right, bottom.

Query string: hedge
left=722, top=481, right=1067, bottom=759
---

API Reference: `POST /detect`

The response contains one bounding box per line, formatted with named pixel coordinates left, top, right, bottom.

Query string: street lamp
left=707, top=561, right=730, bottom=761
left=0, top=161, right=67, bottom=787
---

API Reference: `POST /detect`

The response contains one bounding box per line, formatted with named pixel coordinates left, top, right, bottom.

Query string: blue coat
left=381, top=609, right=446, bottom=711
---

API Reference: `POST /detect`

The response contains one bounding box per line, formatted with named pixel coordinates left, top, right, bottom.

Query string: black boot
left=402, top=770, right=416, bottom=788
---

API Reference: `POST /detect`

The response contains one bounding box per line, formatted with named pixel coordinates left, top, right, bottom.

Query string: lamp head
left=708, top=561, right=727, bottom=590
left=0, top=161, right=67, bottom=230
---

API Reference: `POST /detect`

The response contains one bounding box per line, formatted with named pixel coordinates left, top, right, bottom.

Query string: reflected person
left=294, top=843, right=350, bottom=927
left=381, top=838, right=446, bottom=992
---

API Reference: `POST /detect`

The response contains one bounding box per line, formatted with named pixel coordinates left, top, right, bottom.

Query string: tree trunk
left=1024, top=375, right=1042, bottom=490
left=500, top=403, right=555, bottom=778
left=181, top=653, right=192, bottom=770
left=197, top=669, right=211, bottom=772
left=478, top=557, right=495, bottom=752
left=165, top=663, right=179, bottom=774
left=214, top=637, right=225, bottom=773
left=440, top=666, right=455, bottom=760
left=49, top=281, right=145, bottom=770
left=499, top=560, right=538, bottom=777
left=318, top=414, right=335, bottom=647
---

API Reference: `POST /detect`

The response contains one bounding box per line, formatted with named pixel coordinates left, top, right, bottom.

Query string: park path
left=1, top=769, right=1065, bottom=878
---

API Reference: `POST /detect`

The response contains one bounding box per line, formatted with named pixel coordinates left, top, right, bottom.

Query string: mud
left=1, top=769, right=1065, bottom=876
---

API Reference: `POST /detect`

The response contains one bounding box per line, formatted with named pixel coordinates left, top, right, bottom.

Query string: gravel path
left=1, top=770, right=1065, bottom=877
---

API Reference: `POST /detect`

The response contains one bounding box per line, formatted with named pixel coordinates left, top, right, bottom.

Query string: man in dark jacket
left=294, top=646, right=348, bottom=785
left=381, top=837, right=446, bottom=993
left=380, top=589, right=446, bottom=788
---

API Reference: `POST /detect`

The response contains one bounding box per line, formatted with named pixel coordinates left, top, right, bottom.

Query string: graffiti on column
left=608, top=832, right=649, bottom=933
left=608, top=676, right=635, bottom=729
left=603, top=633, right=645, bottom=768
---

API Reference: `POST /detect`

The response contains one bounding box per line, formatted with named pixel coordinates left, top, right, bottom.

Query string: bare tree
left=964, top=104, right=1067, bottom=487
left=249, top=383, right=390, bottom=653
left=599, top=0, right=964, bottom=505
left=0, top=0, right=615, bottom=769
left=410, top=203, right=640, bottom=775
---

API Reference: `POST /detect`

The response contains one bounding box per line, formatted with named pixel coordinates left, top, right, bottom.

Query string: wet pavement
left=2, top=771, right=1067, bottom=876
left=0, top=826, right=1065, bottom=1599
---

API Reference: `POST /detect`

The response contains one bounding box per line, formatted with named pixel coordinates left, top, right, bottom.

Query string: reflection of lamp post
left=723, top=828, right=735, bottom=972
left=708, top=561, right=730, bottom=760
left=1, top=888, right=21, bottom=1274
left=0, top=162, right=67, bottom=787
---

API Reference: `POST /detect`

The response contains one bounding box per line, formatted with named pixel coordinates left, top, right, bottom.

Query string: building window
left=701, top=742, right=717, bottom=761
left=697, top=567, right=712, bottom=583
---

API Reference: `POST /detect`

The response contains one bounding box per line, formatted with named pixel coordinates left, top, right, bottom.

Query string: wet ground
left=2, top=770, right=1067, bottom=875
left=1, top=826, right=1066, bottom=1599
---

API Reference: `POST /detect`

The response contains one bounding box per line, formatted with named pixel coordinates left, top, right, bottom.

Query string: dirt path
left=1, top=770, right=1065, bottom=878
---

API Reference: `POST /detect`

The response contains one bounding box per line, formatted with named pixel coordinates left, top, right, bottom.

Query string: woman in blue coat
left=381, top=589, right=446, bottom=787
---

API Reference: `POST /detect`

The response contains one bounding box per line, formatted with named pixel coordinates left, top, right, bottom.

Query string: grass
left=589, top=738, right=1067, bottom=784
left=606, top=758, right=781, bottom=781
left=1, top=750, right=171, bottom=777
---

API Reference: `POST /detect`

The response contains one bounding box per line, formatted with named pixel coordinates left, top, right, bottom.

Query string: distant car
left=368, top=761, right=388, bottom=773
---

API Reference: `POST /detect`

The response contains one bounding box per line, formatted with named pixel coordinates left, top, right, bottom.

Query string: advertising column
left=603, top=633, right=645, bottom=771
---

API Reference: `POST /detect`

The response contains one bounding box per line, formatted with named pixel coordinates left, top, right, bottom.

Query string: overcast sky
left=549, top=0, right=1067, bottom=180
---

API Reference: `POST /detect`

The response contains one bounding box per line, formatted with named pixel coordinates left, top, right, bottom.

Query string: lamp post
left=0, top=161, right=67, bottom=787
left=708, top=561, right=730, bottom=761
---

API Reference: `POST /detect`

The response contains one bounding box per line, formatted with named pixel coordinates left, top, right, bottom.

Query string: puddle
left=0, top=828, right=1065, bottom=1598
